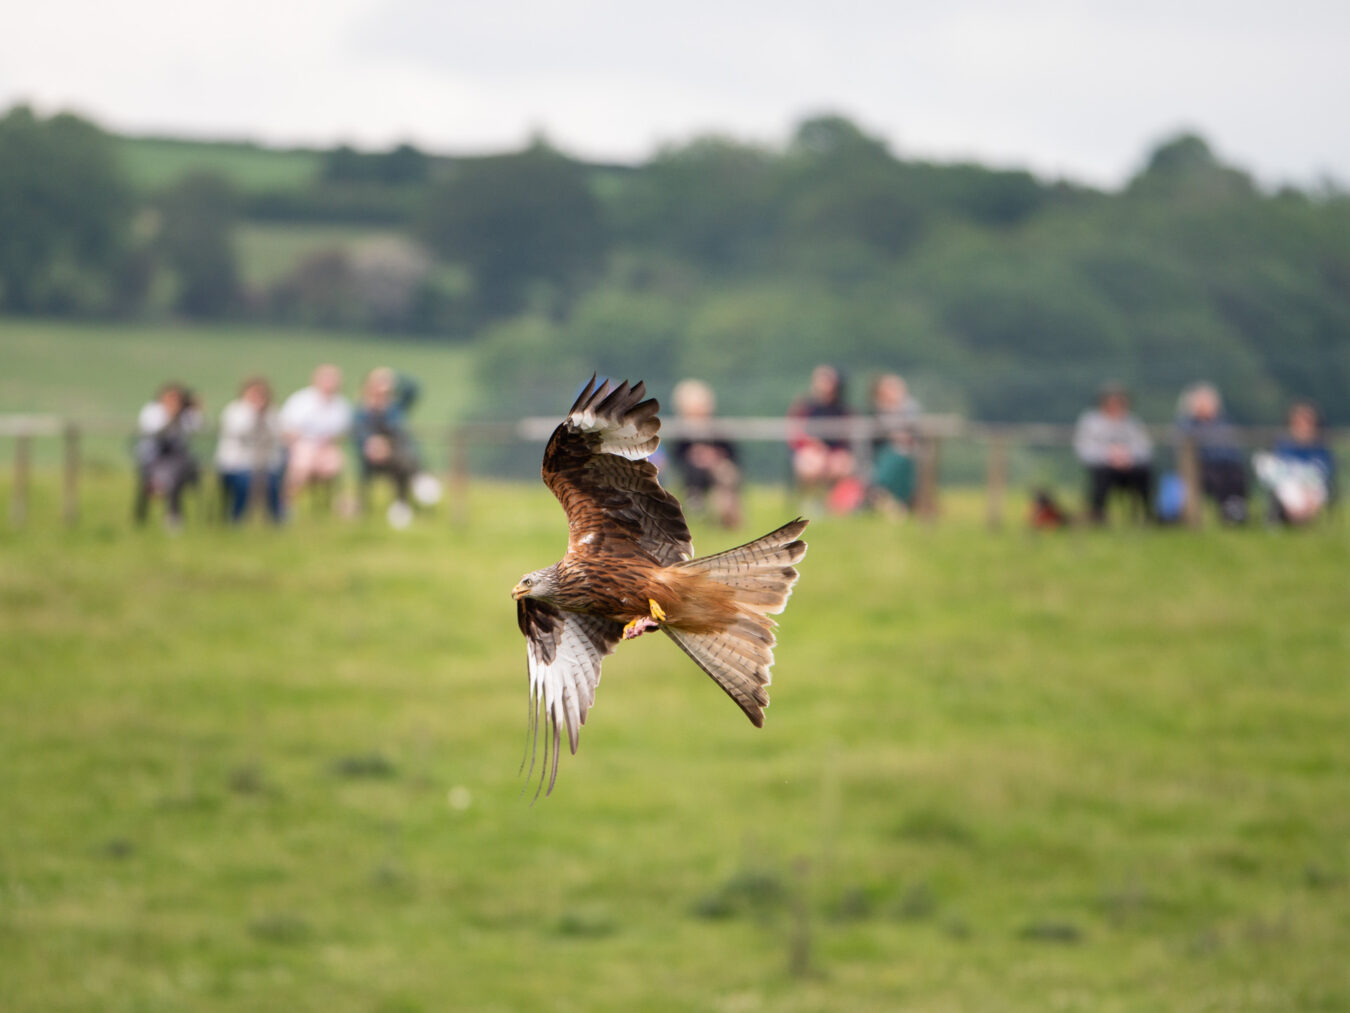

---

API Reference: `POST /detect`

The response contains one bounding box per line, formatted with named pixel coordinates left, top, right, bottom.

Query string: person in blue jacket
left=1267, top=400, right=1336, bottom=524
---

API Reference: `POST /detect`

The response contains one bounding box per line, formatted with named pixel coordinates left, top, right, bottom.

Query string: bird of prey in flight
left=513, top=377, right=808, bottom=796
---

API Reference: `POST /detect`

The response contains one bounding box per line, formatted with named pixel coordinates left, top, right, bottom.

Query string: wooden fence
left=2, top=412, right=1342, bottom=530
left=1, top=414, right=81, bottom=527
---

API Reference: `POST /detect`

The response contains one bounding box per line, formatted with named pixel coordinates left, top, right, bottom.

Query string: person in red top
left=788, top=364, right=859, bottom=512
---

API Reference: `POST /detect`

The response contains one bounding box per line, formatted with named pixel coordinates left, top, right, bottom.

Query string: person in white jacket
left=278, top=363, right=352, bottom=509
left=1073, top=383, right=1154, bottom=523
left=215, top=376, right=285, bottom=522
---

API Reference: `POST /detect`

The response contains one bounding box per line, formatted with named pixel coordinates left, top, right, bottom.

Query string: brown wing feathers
left=543, top=376, right=692, bottom=565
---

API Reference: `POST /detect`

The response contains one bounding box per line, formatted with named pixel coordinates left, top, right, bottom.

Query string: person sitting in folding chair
left=1255, top=400, right=1337, bottom=526
left=134, top=382, right=202, bottom=530
left=1073, top=383, right=1154, bottom=524
left=1175, top=382, right=1248, bottom=524
left=216, top=375, right=285, bottom=524
left=279, top=364, right=352, bottom=514
left=353, top=367, right=422, bottom=528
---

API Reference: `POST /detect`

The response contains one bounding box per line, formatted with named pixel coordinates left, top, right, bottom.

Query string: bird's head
left=512, top=565, right=560, bottom=601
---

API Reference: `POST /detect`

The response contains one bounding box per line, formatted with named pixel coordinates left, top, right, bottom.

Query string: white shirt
left=138, top=401, right=202, bottom=436
left=215, top=399, right=285, bottom=472
left=279, top=386, right=352, bottom=443
left=1073, top=409, right=1153, bottom=466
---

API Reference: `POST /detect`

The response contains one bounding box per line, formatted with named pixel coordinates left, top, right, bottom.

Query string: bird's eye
left=522, top=577, right=533, bottom=587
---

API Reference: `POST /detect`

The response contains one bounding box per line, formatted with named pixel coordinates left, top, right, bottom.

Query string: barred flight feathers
left=664, top=520, right=808, bottom=725
left=677, top=518, right=808, bottom=615
left=517, top=598, right=624, bottom=797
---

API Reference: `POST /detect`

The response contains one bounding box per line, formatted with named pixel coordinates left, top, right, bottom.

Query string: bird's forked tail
left=662, top=518, right=808, bottom=726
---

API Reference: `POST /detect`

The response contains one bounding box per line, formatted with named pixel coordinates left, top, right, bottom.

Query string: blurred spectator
left=1073, top=383, right=1153, bottom=524
left=1255, top=401, right=1337, bottom=525
left=134, top=382, right=202, bottom=529
left=215, top=375, right=285, bottom=523
left=1174, top=382, right=1249, bottom=523
left=669, top=379, right=742, bottom=529
left=789, top=364, right=859, bottom=513
left=353, top=367, right=422, bottom=528
left=868, top=372, right=922, bottom=514
left=279, top=364, right=352, bottom=509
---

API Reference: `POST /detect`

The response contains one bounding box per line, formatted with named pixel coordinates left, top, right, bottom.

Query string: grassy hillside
left=1, top=478, right=1346, bottom=1011
left=234, top=224, right=406, bottom=288
left=117, top=136, right=322, bottom=193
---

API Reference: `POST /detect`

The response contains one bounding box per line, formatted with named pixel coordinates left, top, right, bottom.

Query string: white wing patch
left=567, top=408, right=658, bottom=460
left=524, top=610, right=621, bottom=797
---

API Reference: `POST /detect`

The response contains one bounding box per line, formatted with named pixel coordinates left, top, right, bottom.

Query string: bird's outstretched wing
left=542, top=376, right=693, bottom=566
left=517, top=597, right=625, bottom=797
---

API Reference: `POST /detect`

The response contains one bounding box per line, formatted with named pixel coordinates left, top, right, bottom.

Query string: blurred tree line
left=2, top=103, right=1348, bottom=423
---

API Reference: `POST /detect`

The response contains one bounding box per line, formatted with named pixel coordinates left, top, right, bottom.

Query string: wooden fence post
left=448, top=426, right=469, bottom=527
left=11, top=433, right=31, bottom=527
left=1178, top=437, right=1202, bottom=528
left=916, top=435, right=941, bottom=522
left=986, top=432, right=1008, bottom=530
left=62, top=424, right=80, bottom=528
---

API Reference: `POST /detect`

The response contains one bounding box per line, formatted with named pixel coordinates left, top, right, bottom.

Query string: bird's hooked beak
left=511, top=582, right=529, bottom=600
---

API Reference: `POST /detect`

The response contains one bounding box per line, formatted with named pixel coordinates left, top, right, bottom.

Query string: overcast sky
left=3, top=0, right=1348, bottom=189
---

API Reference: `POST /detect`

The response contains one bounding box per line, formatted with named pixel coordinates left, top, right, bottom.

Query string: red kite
left=513, top=377, right=808, bottom=795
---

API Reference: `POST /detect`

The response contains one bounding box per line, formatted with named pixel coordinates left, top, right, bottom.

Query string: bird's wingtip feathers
left=564, top=376, right=663, bottom=460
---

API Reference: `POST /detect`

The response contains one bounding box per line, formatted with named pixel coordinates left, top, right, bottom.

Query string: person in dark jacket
left=353, top=367, right=421, bottom=527
left=669, top=378, right=742, bottom=529
left=1176, top=382, right=1248, bottom=523
left=134, top=382, right=201, bottom=529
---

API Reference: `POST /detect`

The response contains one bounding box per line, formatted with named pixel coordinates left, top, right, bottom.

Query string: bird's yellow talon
left=622, top=612, right=661, bottom=640
left=649, top=599, right=666, bottom=622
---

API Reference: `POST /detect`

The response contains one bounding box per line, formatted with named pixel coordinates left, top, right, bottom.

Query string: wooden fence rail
left=962, top=422, right=1334, bottom=529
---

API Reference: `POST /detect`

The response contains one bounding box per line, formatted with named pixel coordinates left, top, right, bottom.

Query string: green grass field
left=1, top=473, right=1347, bottom=1011
left=116, top=137, right=322, bottom=194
